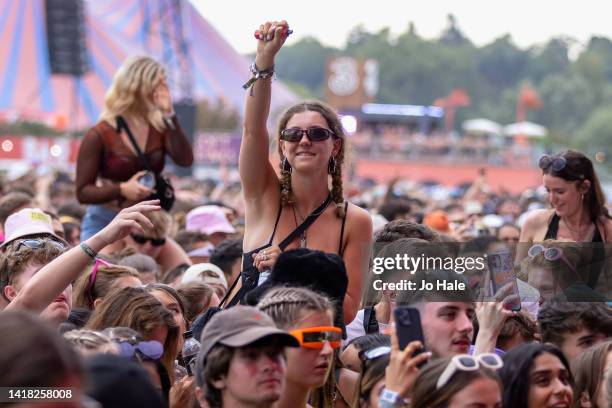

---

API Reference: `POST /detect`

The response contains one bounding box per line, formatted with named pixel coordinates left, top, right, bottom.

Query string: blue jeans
left=80, top=205, right=119, bottom=241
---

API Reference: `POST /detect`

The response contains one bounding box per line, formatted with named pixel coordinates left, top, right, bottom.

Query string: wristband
left=80, top=242, right=97, bottom=259
left=379, top=388, right=406, bottom=408
left=242, top=62, right=275, bottom=95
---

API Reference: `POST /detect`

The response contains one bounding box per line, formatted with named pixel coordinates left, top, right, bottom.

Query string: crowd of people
left=1, top=19, right=611, bottom=408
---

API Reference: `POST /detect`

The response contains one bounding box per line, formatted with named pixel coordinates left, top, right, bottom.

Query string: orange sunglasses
left=289, top=326, right=342, bottom=349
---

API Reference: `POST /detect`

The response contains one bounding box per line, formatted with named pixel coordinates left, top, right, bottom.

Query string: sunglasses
left=362, top=346, right=391, bottom=361
left=436, top=353, right=503, bottom=390
left=13, top=238, right=66, bottom=252
left=116, top=339, right=164, bottom=361
left=86, top=258, right=111, bottom=307
left=280, top=127, right=335, bottom=142
left=289, top=326, right=342, bottom=349
left=539, top=154, right=567, bottom=172
left=528, top=244, right=579, bottom=276
left=130, top=233, right=166, bottom=247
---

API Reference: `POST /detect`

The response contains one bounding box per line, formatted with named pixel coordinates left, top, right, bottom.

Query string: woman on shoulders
left=518, top=150, right=612, bottom=281
left=230, top=20, right=372, bottom=322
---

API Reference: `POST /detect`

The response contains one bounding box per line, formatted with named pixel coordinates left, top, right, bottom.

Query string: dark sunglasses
left=14, top=238, right=66, bottom=252
left=280, top=127, right=334, bottom=142
left=130, top=233, right=166, bottom=247
left=538, top=154, right=567, bottom=172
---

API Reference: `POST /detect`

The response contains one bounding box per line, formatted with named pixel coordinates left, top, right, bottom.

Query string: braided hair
left=277, top=101, right=346, bottom=218
left=256, top=286, right=334, bottom=330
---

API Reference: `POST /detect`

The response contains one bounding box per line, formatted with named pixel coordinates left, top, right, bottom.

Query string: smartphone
left=393, top=306, right=426, bottom=351
left=487, top=250, right=521, bottom=311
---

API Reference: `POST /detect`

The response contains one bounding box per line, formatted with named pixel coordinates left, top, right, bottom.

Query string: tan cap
left=198, top=306, right=298, bottom=364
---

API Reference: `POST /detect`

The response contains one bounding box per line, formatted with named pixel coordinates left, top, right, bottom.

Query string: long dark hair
left=542, top=150, right=610, bottom=220
left=499, top=343, right=573, bottom=407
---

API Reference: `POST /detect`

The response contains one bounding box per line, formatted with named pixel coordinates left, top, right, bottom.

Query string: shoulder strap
left=363, top=306, right=378, bottom=334
left=544, top=213, right=560, bottom=240
left=116, top=116, right=153, bottom=172
left=268, top=204, right=284, bottom=245
left=338, top=202, right=349, bottom=256
left=277, top=194, right=332, bottom=250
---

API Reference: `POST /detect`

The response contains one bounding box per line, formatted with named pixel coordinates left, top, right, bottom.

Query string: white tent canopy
left=503, top=121, right=547, bottom=138
left=462, top=118, right=503, bottom=135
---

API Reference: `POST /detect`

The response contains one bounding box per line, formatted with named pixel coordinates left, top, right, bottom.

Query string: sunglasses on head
left=539, top=154, right=567, bottom=172
left=528, top=244, right=580, bottom=276
left=289, top=326, right=342, bottom=349
left=130, top=233, right=166, bottom=247
left=280, top=127, right=334, bottom=143
left=13, top=238, right=66, bottom=252
left=437, top=353, right=503, bottom=390
left=116, top=339, right=164, bottom=361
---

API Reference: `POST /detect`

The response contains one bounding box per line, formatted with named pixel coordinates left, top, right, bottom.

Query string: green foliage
left=274, top=16, right=612, bottom=146
left=0, top=121, right=63, bottom=136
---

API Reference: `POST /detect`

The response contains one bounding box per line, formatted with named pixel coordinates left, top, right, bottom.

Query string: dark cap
left=198, top=305, right=299, bottom=362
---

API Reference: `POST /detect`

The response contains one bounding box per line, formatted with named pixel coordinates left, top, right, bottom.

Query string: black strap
left=339, top=202, right=348, bottom=256
left=544, top=213, right=560, bottom=240
left=277, top=194, right=333, bottom=250
left=116, top=116, right=153, bottom=173
left=268, top=203, right=284, bottom=246
left=222, top=194, right=333, bottom=308
left=363, top=306, right=379, bottom=334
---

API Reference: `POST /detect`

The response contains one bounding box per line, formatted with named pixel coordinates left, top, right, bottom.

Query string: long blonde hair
left=99, top=56, right=167, bottom=131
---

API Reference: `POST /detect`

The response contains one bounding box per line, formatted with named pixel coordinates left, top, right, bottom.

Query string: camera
left=138, top=172, right=155, bottom=189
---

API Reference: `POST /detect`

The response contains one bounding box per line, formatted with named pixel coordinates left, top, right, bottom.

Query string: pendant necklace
left=292, top=195, right=331, bottom=248
left=292, top=205, right=307, bottom=247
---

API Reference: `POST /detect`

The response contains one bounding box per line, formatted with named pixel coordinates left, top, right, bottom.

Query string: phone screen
left=487, top=250, right=521, bottom=311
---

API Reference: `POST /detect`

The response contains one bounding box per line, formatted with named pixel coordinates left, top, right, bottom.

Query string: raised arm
left=239, top=21, right=290, bottom=203
left=6, top=201, right=160, bottom=314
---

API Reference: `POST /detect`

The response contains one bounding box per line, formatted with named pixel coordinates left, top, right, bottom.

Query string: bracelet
left=242, top=62, right=275, bottom=94
left=80, top=242, right=97, bottom=259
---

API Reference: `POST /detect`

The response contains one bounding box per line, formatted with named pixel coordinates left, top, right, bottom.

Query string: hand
left=120, top=170, right=154, bottom=201
left=385, top=328, right=431, bottom=397
left=93, top=200, right=160, bottom=248
left=169, top=375, right=195, bottom=408
left=255, top=20, right=290, bottom=69
left=473, top=298, right=517, bottom=354
left=153, top=81, right=174, bottom=116
left=253, top=245, right=281, bottom=272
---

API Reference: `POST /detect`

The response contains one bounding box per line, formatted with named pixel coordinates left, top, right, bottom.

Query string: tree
left=477, top=35, right=527, bottom=89
left=575, top=107, right=612, bottom=152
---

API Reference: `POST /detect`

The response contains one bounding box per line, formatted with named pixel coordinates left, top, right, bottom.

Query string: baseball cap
left=197, top=306, right=299, bottom=365
left=186, top=205, right=236, bottom=236
left=1, top=208, right=68, bottom=248
left=181, top=263, right=228, bottom=290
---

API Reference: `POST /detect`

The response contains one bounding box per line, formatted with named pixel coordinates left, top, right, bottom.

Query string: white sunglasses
left=436, top=353, right=503, bottom=390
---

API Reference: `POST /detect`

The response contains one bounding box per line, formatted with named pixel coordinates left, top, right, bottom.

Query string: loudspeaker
left=45, top=0, right=90, bottom=76
left=168, top=101, right=197, bottom=176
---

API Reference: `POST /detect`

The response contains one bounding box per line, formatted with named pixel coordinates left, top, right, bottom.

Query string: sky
left=192, top=1, right=612, bottom=55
